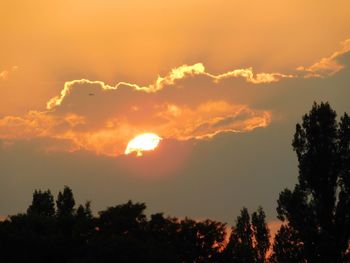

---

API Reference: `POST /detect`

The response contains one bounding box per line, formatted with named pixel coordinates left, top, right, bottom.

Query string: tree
left=277, top=102, right=350, bottom=262
left=97, top=200, right=146, bottom=235
left=252, top=207, right=270, bottom=263
left=223, top=207, right=271, bottom=263
left=93, top=201, right=151, bottom=262
left=5, top=189, right=57, bottom=262
left=224, top=208, right=256, bottom=263
left=27, top=189, right=55, bottom=217
left=176, top=218, right=227, bottom=263
left=55, top=186, right=76, bottom=261
left=269, top=225, right=305, bottom=263
left=56, top=186, right=75, bottom=217
left=76, top=201, right=93, bottom=220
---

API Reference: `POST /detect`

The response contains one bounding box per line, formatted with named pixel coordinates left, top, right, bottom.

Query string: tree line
left=0, top=102, right=349, bottom=263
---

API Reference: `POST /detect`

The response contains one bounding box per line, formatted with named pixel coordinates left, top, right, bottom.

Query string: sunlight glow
left=125, top=133, right=162, bottom=156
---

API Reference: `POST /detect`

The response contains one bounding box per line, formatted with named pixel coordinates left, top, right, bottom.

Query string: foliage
left=252, top=207, right=271, bottom=263
left=223, top=207, right=270, bottom=263
left=269, top=225, right=305, bottom=263
left=27, top=189, right=55, bottom=217
left=276, top=102, right=350, bottom=262
left=0, top=188, right=230, bottom=262
left=56, top=186, right=75, bottom=218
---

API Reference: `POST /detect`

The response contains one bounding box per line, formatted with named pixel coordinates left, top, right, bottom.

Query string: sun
left=125, top=133, right=162, bottom=156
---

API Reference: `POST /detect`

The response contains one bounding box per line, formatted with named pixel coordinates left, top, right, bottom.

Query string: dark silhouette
left=275, top=102, right=350, bottom=262
left=27, top=189, right=55, bottom=217
left=270, top=225, right=304, bottom=263
left=252, top=207, right=271, bottom=263
left=0, top=188, right=229, bottom=262
left=56, top=186, right=75, bottom=218
left=223, top=207, right=270, bottom=263
left=0, top=102, right=349, bottom=262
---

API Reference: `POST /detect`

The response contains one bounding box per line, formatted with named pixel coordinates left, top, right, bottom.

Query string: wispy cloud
left=1, top=64, right=278, bottom=156
left=297, top=38, right=350, bottom=77
left=0, top=101, right=270, bottom=156
left=0, top=66, right=18, bottom=80
left=47, top=64, right=293, bottom=110
left=1, top=38, right=350, bottom=156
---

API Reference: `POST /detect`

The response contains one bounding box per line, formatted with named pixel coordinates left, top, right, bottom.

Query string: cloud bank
left=0, top=65, right=276, bottom=156
left=1, top=38, right=349, bottom=157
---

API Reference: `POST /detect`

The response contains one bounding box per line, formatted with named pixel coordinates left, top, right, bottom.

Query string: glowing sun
left=125, top=133, right=162, bottom=156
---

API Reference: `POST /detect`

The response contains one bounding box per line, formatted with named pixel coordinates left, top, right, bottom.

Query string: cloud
left=297, top=38, right=350, bottom=77
left=0, top=71, right=9, bottom=80
left=0, top=66, right=18, bottom=80
left=0, top=64, right=277, bottom=156
left=155, top=102, right=271, bottom=140
left=47, top=64, right=293, bottom=110
left=2, top=38, right=350, bottom=157
left=0, top=102, right=270, bottom=156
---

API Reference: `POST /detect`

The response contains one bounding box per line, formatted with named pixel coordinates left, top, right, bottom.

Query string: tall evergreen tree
left=76, top=201, right=92, bottom=220
left=252, top=207, right=270, bottom=263
left=27, top=189, right=55, bottom=217
left=56, top=186, right=75, bottom=217
left=277, top=102, right=350, bottom=262
left=224, top=208, right=256, bottom=263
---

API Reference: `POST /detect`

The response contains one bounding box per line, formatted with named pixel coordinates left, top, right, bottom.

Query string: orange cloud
left=0, top=66, right=18, bottom=80
left=0, top=71, right=9, bottom=80
left=2, top=36, right=350, bottom=156
left=0, top=64, right=276, bottom=156
left=46, top=64, right=293, bottom=110
left=3, top=36, right=350, bottom=156
left=0, top=101, right=270, bottom=156
left=78, top=103, right=269, bottom=156
left=155, top=102, right=271, bottom=140
left=297, top=38, right=350, bottom=77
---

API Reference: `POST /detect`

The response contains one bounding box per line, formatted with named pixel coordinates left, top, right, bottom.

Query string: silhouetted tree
left=56, top=186, right=75, bottom=218
left=55, top=186, right=78, bottom=261
left=76, top=201, right=93, bottom=220
left=91, top=201, right=148, bottom=262
left=145, top=213, right=181, bottom=262
left=223, top=207, right=271, bottom=263
left=72, top=201, right=95, bottom=262
left=269, top=225, right=305, bottom=263
left=176, top=218, right=227, bottom=263
left=4, top=190, right=57, bottom=263
left=27, top=189, right=55, bottom=217
left=224, top=208, right=256, bottom=263
left=252, top=207, right=270, bottom=263
left=277, top=102, right=350, bottom=262
left=97, top=200, right=146, bottom=235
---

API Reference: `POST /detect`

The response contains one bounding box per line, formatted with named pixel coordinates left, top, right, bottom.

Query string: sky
left=1, top=0, right=350, bottom=225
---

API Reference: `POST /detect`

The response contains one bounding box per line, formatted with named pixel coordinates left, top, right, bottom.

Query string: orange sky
left=1, top=0, right=350, bottom=224
left=1, top=39, right=349, bottom=156
left=1, top=0, right=350, bottom=115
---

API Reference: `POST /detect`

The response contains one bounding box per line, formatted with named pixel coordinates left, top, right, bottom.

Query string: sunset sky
left=1, top=0, right=350, bottom=225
